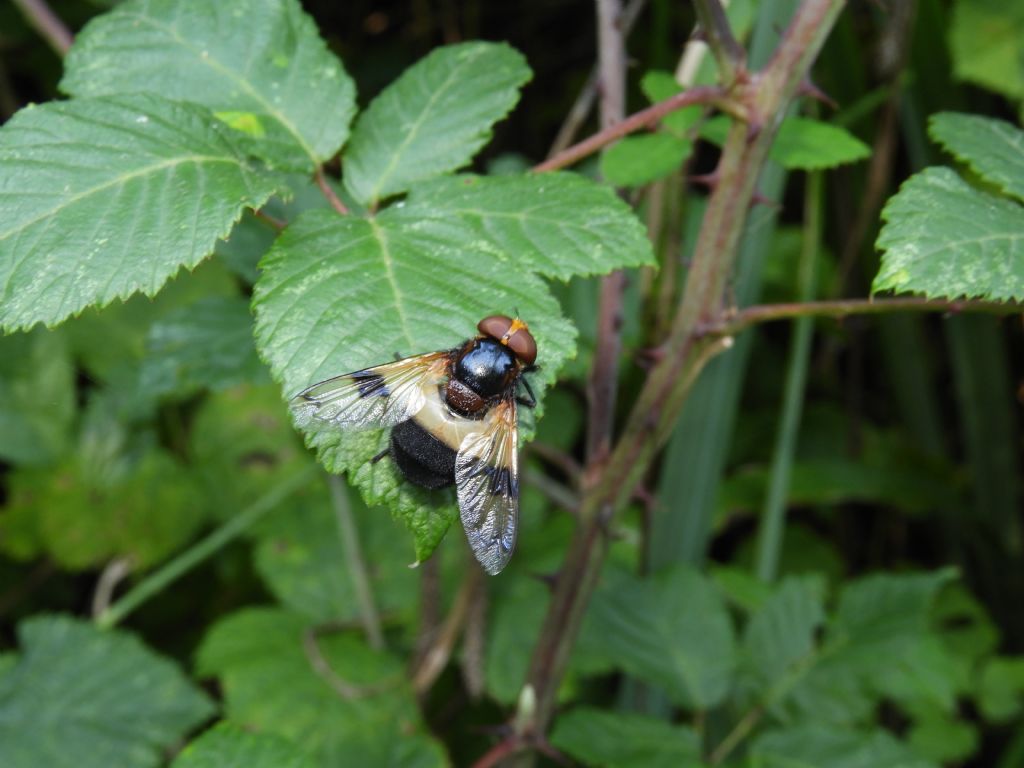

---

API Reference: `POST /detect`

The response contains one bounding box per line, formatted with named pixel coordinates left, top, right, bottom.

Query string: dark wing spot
left=466, top=458, right=517, bottom=498
left=490, top=465, right=518, bottom=498
left=351, top=370, right=389, bottom=398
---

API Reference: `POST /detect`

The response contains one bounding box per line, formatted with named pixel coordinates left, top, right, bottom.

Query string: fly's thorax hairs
left=445, top=378, right=486, bottom=416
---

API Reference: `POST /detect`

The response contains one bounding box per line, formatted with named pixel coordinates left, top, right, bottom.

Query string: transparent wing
left=290, top=352, right=448, bottom=431
left=455, top=398, right=519, bottom=575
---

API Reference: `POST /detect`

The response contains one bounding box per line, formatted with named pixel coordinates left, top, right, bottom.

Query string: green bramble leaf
left=172, top=723, right=314, bottom=768
left=876, top=112, right=1024, bottom=301
left=783, top=570, right=955, bottom=724
left=550, top=708, right=702, bottom=768
left=742, top=577, right=826, bottom=700
left=600, top=134, right=693, bottom=187
left=978, top=656, right=1024, bottom=722
left=769, top=116, right=871, bottom=170
left=836, top=569, right=953, bottom=649
left=253, top=170, right=653, bottom=561
left=907, top=708, right=979, bottom=764
left=948, top=0, right=1024, bottom=103
left=140, top=296, right=269, bottom=399
left=3, top=448, right=206, bottom=571
left=61, top=0, right=354, bottom=170
left=0, top=615, right=214, bottom=768
left=875, top=635, right=961, bottom=715
left=196, top=608, right=446, bottom=768
left=254, top=484, right=418, bottom=625
left=0, top=328, right=75, bottom=466
left=580, top=565, right=736, bottom=708
left=640, top=70, right=702, bottom=137
left=0, top=94, right=282, bottom=332
left=873, top=167, right=1024, bottom=301
left=188, top=384, right=312, bottom=524
left=343, top=42, right=531, bottom=205
left=929, top=113, right=1024, bottom=204
left=394, top=173, right=656, bottom=280
left=700, top=115, right=870, bottom=170
left=751, top=726, right=937, bottom=768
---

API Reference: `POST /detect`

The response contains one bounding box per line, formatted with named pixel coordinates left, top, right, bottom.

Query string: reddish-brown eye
left=507, top=326, right=537, bottom=365
left=477, top=315, right=537, bottom=365
left=477, top=315, right=513, bottom=340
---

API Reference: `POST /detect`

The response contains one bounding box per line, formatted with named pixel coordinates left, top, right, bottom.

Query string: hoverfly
left=290, top=315, right=538, bottom=575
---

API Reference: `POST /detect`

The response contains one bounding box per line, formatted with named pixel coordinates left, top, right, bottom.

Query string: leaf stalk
left=11, top=0, right=73, bottom=58
left=95, top=466, right=315, bottom=629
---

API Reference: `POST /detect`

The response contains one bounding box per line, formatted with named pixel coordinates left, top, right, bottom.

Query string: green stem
left=96, top=467, right=315, bottom=629
left=709, top=636, right=833, bottom=764
left=754, top=170, right=822, bottom=582
left=328, top=474, right=385, bottom=650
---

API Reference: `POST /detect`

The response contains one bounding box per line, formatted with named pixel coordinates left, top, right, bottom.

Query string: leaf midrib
left=0, top=153, right=246, bottom=314
left=368, top=218, right=414, bottom=350
left=890, top=231, right=1024, bottom=266
left=0, top=154, right=241, bottom=244
left=119, top=11, right=319, bottom=167
left=362, top=48, right=485, bottom=204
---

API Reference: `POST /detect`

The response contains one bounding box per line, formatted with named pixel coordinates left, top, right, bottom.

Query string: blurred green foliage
left=0, top=0, right=1022, bottom=766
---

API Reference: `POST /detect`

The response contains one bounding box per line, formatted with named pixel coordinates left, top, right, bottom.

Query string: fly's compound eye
left=477, top=315, right=514, bottom=340
left=506, top=324, right=537, bottom=366
left=477, top=315, right=536, bottom=366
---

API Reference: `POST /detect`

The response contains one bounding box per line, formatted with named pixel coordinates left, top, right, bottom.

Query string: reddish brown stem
left=11, top=0, right=73, bottom=57
left=583, top=0, right=627, bottom=468
left=253, top=208, right=286, bottom=231
left=708, top=297, right=1021, bottom=335
left=471, top=738, right=524, bottom=768
left=316, top=167, right=349, bottom=215
left=546, top=0, right=651, bottom=157
left=516, top=0, right=847, bottom=747
left=533, top=86, right=724, bottom=173
left=412, top=561, right=482, bottom=694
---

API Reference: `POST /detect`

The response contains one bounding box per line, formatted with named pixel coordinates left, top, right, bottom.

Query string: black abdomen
left=390, top=419, right=456, bottom=489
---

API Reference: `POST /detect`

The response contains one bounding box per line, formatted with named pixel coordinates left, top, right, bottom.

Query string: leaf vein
left=118, top=10, right=319, bottom=167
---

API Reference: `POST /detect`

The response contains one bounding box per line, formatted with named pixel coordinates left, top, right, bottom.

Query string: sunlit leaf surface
left=0, top=95, right=281, bottom=331
left=62, top=0, right=355, bottom=170
left=874, top=168, right=1024, bottom=301
left=343, top=42, right=531, bottom=205
left=0, top=616, right=214, bottom=768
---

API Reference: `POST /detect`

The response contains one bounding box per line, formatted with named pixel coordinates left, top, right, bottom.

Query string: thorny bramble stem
left=513, top=0, right=848, bottom=751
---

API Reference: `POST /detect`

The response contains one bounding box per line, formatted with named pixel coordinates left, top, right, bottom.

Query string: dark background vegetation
left=1, top=1, right=1022, bottom=767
